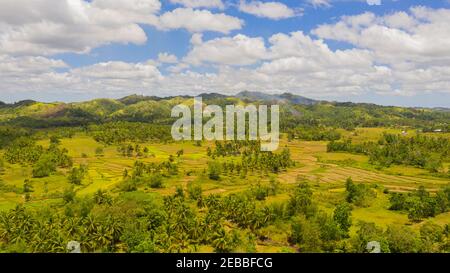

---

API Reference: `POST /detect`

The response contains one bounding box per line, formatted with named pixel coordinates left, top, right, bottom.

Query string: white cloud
left=0, top=0, right=161, bottom=56
left=169, top=0, right=224, bottom=9
left=71, top=60, right=163, bottom=81
left=158, top=52, right=179, bottom=63
left=190, top=33, right=204, bottom=46
left=167, top=63, right=190, bottom=73
left=263, top=31, right=374, bottom=72
left=93, top=0, right=161, bottom=15
left=1, top=4, right=450, bottom=104
left=308, top=0, right=382, bottom=9
left=238, top=1, right=299, bottom=20
left=308, top=0, right=332, bottom=8
left=0, top=30, right=387, bottom=99
left=0, top=55, right=73, bottom=95
left=312, top=7, right=450, bottom=66
left=157, top=8, right=244, bottom=33
left=0, top=55, right=67, bottom=76
left=184, top=34, right=268, bottom=66
left=0, top=1, right=245, bottom=56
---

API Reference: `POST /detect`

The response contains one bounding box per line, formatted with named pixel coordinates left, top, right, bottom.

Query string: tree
left=149, top=174, right=164, bottom=189
left=389, top=193, right=406, bottom=210
left=208, top=161, right=222, bottom=180
left=253, top=183, right=269, bottom=201
left=352, top=221, right=389, bottom=253
left=68, top=165, right=87, bottom=185
left=211, top=228, right=235, bottom=253
left=385, top=225, right=421, bottom=253
left=49, top=136, right=60, bottom=145
left=0, top=157, right=5, bottom=174
left=425, top=155, right=443, bottom=173
left=407, top=197, right=426, bottom=222
left=95, top=147, right=104, bottom=157
left=32, top=154, right=56, bottom=178
left=187, top=183, right=202, bottom=203
left=287, top=182, right=317, bottom=218
left=290, top=216, right=322, bottom=252
left=122, top=168, right=129, bottom=179
left=63, top=186, right=76, bottom=204
left=345, top=177, right=375, bottom=206
left=23, top=179, right=33, bottom=194
left=269, top=176, right=280, bottom=195
left=23, top=179, right=33, bottom=202
left=333, top=202, right=352, bottom=236
left=93, top=190, right=112, bottom=205
left=420, top=221, right=444, bottom=252
left=174, top=186, right=185, bottom=199
left=345, top=177, right=356, bottom=203
left=435, top=190, right=449, bottom=213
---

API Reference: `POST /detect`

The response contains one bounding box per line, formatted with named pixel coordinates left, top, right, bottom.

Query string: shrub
left=149, top=174, right=163, bottom=189
left=208, top=161, right=222, bottom=180
left=32, top=154, right=56, bottom=178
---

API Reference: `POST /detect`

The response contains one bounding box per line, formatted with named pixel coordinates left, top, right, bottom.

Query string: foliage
left=328, top=134, right=449, bottom=173
left=68, top=164, right=88, bottom=185
left=345, top=177, right=376, bottom=207
left=90, top=122, right=171, bottom=145
left=389, top=185, right=450, bottom=221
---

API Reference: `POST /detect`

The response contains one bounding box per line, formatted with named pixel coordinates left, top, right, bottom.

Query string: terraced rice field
left=1, top=130, right=449, bottom=233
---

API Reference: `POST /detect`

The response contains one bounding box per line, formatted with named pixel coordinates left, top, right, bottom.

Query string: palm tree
left=212, top=229, right=231, bottom=253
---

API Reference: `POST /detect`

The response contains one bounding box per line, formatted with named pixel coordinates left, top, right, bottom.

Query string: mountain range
left=0, top=91, right=448, bottom=131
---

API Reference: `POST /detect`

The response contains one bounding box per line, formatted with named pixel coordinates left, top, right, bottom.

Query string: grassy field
left=1, top=127, right=449, bottom=252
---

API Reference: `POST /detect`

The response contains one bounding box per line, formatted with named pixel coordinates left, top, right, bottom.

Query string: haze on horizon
left=1, top=0, right=450, bottom=108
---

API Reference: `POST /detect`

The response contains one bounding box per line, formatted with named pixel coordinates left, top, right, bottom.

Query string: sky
left=1, top=0, right=450, bottom=107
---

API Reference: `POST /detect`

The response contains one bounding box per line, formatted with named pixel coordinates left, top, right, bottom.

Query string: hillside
left=0, top=92, right=448, bottom=132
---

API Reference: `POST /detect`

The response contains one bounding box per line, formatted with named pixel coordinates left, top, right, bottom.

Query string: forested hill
left=0, top=92, right=448, bottom=131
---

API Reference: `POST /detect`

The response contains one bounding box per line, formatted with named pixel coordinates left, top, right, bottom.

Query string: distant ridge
left=118, top=94, right=160, bottom=105
left=0, top=100, right=37, bottom=108
left=1, top=91, right=448, bottom=110
left=236, top=91, right=318, bottom=105
left=116, top=91, right=319, bottom=106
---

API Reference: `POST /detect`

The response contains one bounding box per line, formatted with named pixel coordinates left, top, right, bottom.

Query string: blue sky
left=59, top=1, right=446, bottom=68
left=1, top=0, right=450, bottom=107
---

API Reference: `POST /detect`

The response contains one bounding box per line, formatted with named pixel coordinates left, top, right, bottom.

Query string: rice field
left=1, top=128, right=449, bottom=239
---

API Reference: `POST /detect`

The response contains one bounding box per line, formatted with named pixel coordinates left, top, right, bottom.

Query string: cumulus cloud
left=157, top=8, right=244, bottom=33
left=238, top=1, right=299, bottom=20
left=158, top=52, right=179, bottom=63
left=0, top=55, right=68, bottom=76
left=0, top=30, right=389, bottom=99
left=0, top=1, right=244, bottom=56
left=169, top=0, right=224, bottom=9
left=71, top=61, right=163, bottom=81
left=167, top=63, right=190, bottom=73
left=0, top=0, right=161, bottom=56
left=312, top=7, right=450, bottom=66
left=1, top=3, right=450, bottom=105
left=184, top=34, right=268, bottom=66
left=0, top=55, right=73, bottom=96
